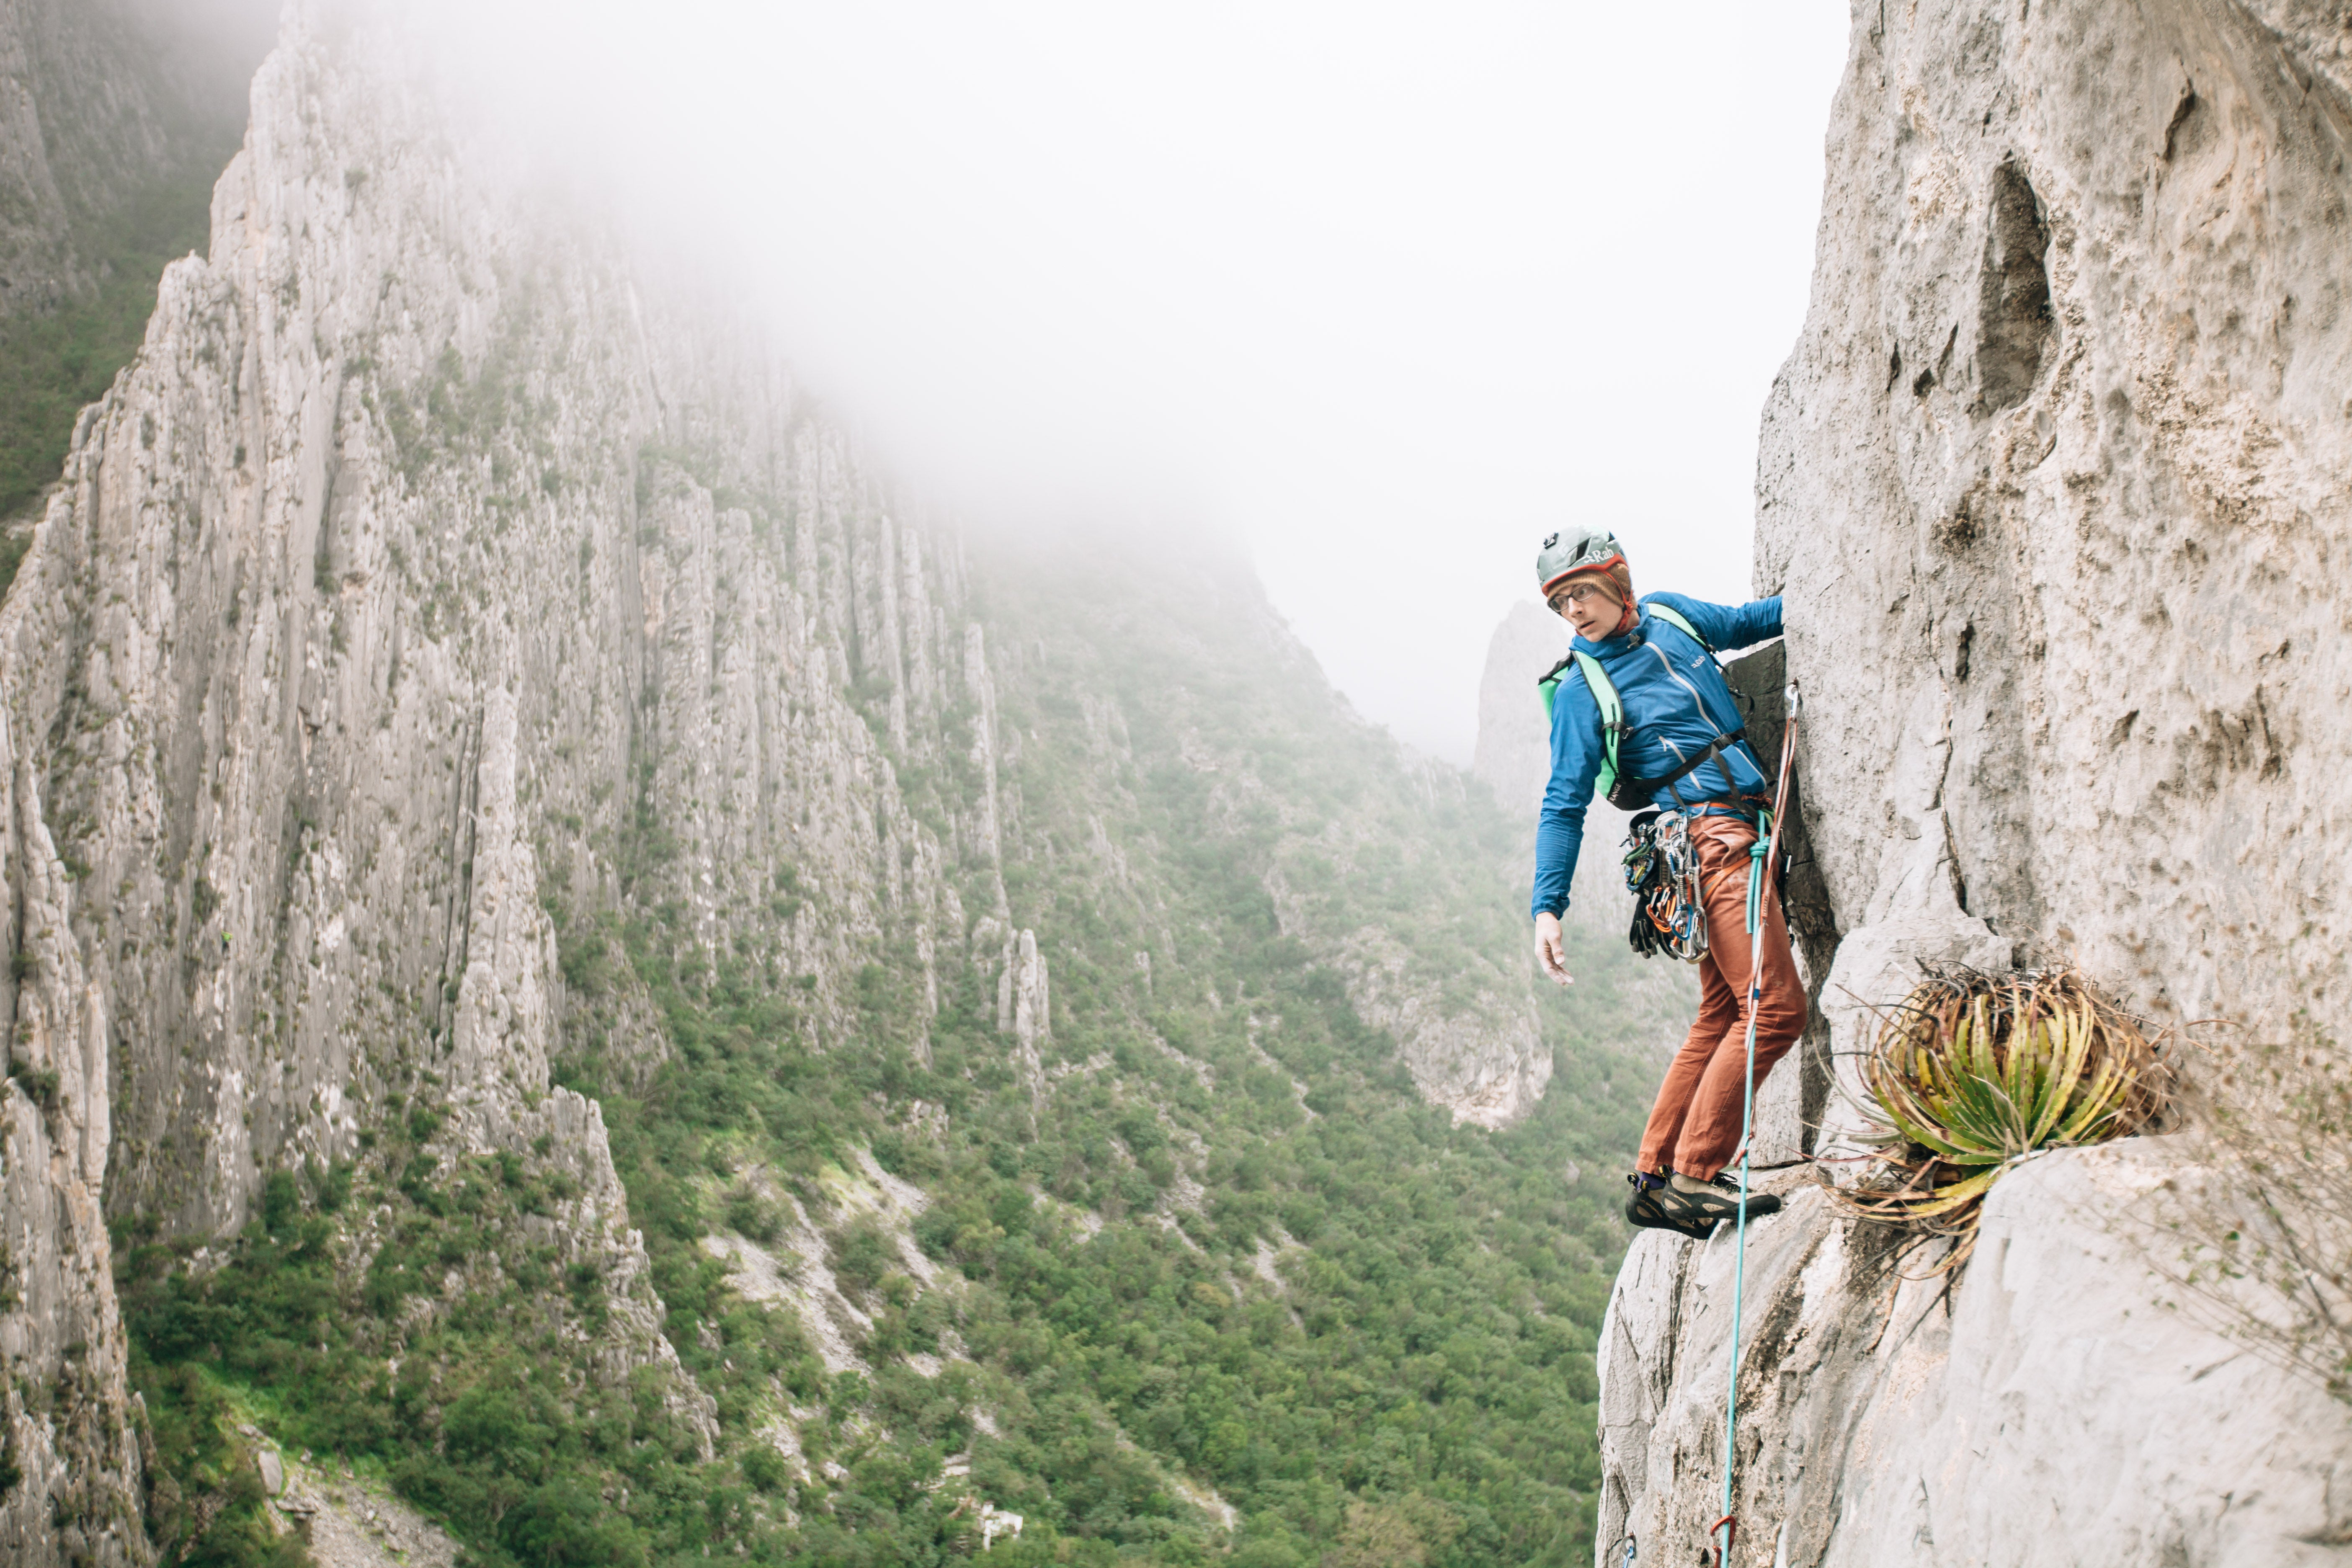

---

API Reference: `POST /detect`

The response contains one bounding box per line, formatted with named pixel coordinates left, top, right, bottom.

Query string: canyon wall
left=0, top=0, right=249, bottom=320
left=0, top=8, right=1583, bottom=1560
left=0, top=12, right=974, bottom=1552
left=1598, top=1, right=2352, bottom=1563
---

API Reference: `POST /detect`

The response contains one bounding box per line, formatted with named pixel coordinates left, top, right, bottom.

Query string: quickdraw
left=1622, top=808, right=1708, bottom=963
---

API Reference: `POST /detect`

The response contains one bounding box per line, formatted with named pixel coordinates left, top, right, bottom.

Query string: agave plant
left=1839, top=966, right=2169, bottom=1266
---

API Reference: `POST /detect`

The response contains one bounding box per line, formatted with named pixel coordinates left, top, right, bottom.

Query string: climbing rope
left=1712, top=678, right=1799, bottom=1568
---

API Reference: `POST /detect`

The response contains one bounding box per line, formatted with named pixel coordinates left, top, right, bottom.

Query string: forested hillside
left=121, top=531, right=1663, bottom=1568
left=0, top=0, right=258, bottom=544
left=0, top=10, right=1674, bottom=1568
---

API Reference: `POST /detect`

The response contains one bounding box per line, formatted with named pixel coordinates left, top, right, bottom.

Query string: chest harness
left=1534, top=606, right=1774, bottom=965
left=1536, top=605, right=1750, bottom=812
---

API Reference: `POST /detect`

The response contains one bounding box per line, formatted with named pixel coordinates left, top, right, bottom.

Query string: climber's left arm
left=1645, top=591, right=1782, bottom=653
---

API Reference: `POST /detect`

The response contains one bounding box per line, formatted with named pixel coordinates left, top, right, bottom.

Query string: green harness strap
left=1535, top=603, right=1710, bottom=802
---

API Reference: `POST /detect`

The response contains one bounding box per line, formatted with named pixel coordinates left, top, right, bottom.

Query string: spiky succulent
left=1839, top=967, right=2169, bottom=1266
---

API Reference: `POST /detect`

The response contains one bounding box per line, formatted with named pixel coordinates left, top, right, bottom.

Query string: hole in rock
left=1974, top=160, right=2053, bottom=415
left=2162, top=88, right=2213, bottom=163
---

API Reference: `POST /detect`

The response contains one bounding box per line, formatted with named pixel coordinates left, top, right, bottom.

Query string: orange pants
left=1636, top=812, right=1808, bottom=1181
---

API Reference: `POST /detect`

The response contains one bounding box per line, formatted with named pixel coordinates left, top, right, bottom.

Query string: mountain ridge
left=0, top=9, right=1667, bottom=1565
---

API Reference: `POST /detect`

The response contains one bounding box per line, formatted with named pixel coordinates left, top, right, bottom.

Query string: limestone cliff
left=1597, top=2, right=2352, bottom=1563
left=0, top=0, right=252, bottom=320
left=0, top=6, right=1598, bottom=1560
left=0, top=6, right=1008, bottom=1552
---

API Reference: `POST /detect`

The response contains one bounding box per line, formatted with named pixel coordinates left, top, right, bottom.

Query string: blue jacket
left=1531, top=592, right=1783, bottom=919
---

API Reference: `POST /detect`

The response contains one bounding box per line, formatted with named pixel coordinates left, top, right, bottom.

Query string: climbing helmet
left=1535, top=526, right=1626, bottom=601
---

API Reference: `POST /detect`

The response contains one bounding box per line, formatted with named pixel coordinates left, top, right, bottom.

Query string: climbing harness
left=1710, top=678, right=1800, bottom=1568
left=1622, top=809, right=1708, bottom=962
left=1536, top=604, right=1741, bottom=812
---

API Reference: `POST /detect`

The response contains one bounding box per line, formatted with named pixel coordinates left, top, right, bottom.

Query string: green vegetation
left=122, top=1142, right=738, bottom=1568
left=121, top=527, right=1656, bottom=1565
left=1840, top=966, right=2169, bottom=1267
left=2156, top=1012, right=2352, bottom=1403
left=0, top=166, right=225, bottom=593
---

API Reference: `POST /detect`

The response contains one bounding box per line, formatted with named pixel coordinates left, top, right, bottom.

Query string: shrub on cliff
left=2148, top=1014, right=2352, bottom=1403
left=1839, top=967, right=2170, bottom=1268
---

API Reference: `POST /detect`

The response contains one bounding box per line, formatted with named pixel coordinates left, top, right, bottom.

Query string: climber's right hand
left=1534, top=911, right=1572, bottom=987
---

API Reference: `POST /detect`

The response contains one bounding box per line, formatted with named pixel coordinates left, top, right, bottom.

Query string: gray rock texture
left=0, top=5, right=259, bottom=1556
left=1600, top=1144, right=2352, bottom=1568
left=1762, top=0, right=2352, bottom=1037
left=0, top=0, right=249, bottom=321
left=0, top=4, right=1578, bottom=1554
left=0, top=5, right=972, bottom=1550
left=1472, top=601, right=1571, bottom=820
left=266, top=1449, right=459, bottom=1568
left=1599, top=2, right=2352, bottom=1563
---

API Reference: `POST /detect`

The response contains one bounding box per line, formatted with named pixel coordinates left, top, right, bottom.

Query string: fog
left=225, top=0, right=1851, bottom=763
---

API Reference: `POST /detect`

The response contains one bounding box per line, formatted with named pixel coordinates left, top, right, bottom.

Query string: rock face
left=0, top=8, right=984, bottom=1553
left=0, top=0, right=246, bottom=320
left=1761, top=0, right=2352, bottom=1040
left=1472, top=601, right=1570, bottom=820
left=1599, top=1145, right=2352, bottom=1568
left=0, top=7, right=258, bottom=1557
left=0, top=7, right=1585, bottom=1556
left=1598, top=3, right=2352, bottom=1563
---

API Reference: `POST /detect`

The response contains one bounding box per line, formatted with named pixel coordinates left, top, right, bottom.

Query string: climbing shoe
left=1668, top=1171, right=1782, bottom=1224
left=1624, top=1171, right=1716, bottom=1240
left=1624, top=1171, right=1782, bottom=1239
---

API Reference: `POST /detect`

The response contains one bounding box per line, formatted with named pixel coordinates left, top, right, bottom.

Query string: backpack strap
left=1644, top=602, right=1712, bottom=654
left=1537, top=652, right=1630, bottom=802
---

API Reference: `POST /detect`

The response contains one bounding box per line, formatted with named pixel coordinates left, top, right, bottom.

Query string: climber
left=1527, top=526, right=1805, bottom=1240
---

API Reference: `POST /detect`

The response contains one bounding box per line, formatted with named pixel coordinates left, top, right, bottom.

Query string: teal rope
left=1716, top=809, right=1772, bottom=1564
left=1744, top=813, right=1768, bottom=934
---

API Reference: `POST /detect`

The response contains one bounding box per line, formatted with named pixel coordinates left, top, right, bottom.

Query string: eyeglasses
left=1551, top=582, right=1612, bottom=608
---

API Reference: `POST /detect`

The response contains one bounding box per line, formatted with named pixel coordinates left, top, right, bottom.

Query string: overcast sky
left=380, top=0, right=1852, bottom=763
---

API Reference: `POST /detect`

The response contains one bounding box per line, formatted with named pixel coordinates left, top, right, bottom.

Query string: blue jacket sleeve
left=1643, top=591, right=1782, bottom=652
left=1532, top=671, right=1605, bottom=920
